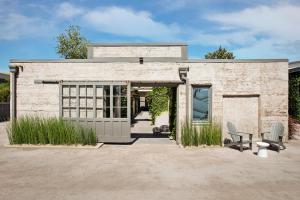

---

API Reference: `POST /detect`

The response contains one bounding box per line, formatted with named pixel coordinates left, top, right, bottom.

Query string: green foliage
left=169, top=87, right=177, bottom=139
left=56, top=25, right=88, bottom=59
left=205, top=46, right=235, bottom=59
left=289, top=74, right=300, bottom=120
left=181, top=121, right=222, bottom=147
left=147, top=87, right=169, bottom=123
left=7, top=116, right=97, bottom=145
left=0, top=82, right=9, bottom=102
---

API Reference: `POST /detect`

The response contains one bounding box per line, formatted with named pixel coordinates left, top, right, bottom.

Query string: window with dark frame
left=61, top=84, right=127, bottom=119
left=192, top=86, right=211, bottom=122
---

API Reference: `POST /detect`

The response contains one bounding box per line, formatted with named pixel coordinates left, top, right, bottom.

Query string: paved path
left=131, top=111, right=174, bottom=144
left=1, top=121, right=300, bottom=200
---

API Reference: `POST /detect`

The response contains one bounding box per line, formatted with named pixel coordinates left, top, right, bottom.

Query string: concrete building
left=9, top=43, right=289, bottom=144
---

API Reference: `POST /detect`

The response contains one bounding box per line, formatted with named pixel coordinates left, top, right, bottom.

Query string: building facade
left=9, top=43, right=289, bottom=144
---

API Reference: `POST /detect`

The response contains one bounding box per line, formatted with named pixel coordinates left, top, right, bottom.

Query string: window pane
left=96, top=109, right=103, bottom=118
left=79, top=86, right=86, bottom=96
left=113, top=86, right=121, bottom=95
left=104, top=107, right=110, bottom=118
left=113, top=97, right=121, bottom=107
left=63, top=108, right=69, bottom=117
left=80, top=109, right=86, bottom=118
left=193, top=87, right=209, bottom=121
left=70, top=86, right=76, bottom=97
left=63, top=97, right=69, bottom=107
left=86, top=86, right=93, bottom=97
left=80, top=97, right=86, bottom=107
left=87, top=98, right=93, bottom=108
left=104, top=97, right=110, bottom=107
left=87, top=109, right=93, bottom=118
left=96, top=98, right=103, bottom=108
left=113, top=107, right=121, bottom=118
left=96, top=86, right=103, bottom=97
left=70, top=97, right=76, bottom=107
left=70, top=108, right=77, bottom=118
left=121, top=97, right=127, bottom=107
left=121, top=85, right=127, bottom=96
left=62, top=86, right=69, bottom=97
left=104, top=85, right=110, bottom=96
left=121, top=107, right=127, bottom=118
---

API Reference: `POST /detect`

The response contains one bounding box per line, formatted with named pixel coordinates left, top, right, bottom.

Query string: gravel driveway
left=0, top=121, right=300, bottom=200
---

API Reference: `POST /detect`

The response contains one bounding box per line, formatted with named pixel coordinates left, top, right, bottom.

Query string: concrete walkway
left=1, top=121, right=300, bottom=200
left=131, top=111, right=174, bottom=144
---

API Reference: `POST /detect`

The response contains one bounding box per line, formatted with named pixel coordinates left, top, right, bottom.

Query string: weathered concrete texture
left=11, top=60, right=288, bottom=141
left=0, top=122, right=299, bottom=200
left=90, top=46, right=183, bottom=58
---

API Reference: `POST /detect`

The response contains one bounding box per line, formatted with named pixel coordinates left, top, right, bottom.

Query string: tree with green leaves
left=205, top=46, right=235, bottom=59
left=56, top=25, right=88, bottom=59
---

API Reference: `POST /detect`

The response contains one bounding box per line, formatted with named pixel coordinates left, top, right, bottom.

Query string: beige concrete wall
left=91, top=46, right=183, bottom=58
left=223, top=96, right=259, bottom=140
left=12, top=60, right=288, bottom=142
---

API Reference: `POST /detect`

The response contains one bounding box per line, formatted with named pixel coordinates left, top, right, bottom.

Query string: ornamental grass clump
left=181, top=121, right=222, bottom=147
left=7, top=116, right=97, bottom=145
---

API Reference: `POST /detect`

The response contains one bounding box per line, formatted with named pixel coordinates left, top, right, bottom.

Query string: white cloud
left=206, top=3, right=300, bottom=40
left=188, top=30, right=257, bottom=46
left=202, top=3, right=300, bottom=59
left=0, top=13, right=56, bottom=40
left=82, top=6, right=181, bottom=40
left=56, top=2, right=84, bottom=19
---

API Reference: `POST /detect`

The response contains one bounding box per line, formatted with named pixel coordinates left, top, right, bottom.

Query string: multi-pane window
left=113, top=85, right=127, bottom=118
left=61, top=84, right=127, bottom=119
left=62, top=85, right=77, bottom=118
left=192, top=86, right=211, bottom=121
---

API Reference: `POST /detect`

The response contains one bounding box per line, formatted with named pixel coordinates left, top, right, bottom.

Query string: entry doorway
left=130, top=84, right=177, bottom=144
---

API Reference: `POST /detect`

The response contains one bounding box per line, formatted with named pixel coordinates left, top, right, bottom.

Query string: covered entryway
left=130, top=82, right=178, bottom=144
left=222, top=95, right=259, bottom=141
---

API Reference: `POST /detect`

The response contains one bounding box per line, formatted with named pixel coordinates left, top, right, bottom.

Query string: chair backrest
left=227, top=122, right=240, bottom=142
left=267, top=122, right=284, bottom=142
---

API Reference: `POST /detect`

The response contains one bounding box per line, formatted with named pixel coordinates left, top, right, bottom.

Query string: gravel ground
left=0, top=121, right=300, bottom=200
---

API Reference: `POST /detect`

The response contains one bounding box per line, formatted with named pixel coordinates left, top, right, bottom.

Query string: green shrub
left=0, top=82, right=9, bottom=102
left=7, top=116, right=97, bottom=145
left=181, top=121, right=222, bottom=147
left=147, top=87, right=169, bottom=124
left=289, top=74, right=300, bottom=120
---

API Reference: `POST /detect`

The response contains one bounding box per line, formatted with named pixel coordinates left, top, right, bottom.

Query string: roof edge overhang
left=10, top=58, right=288, bottom=64
left=87, top=42, right=188, bottom=47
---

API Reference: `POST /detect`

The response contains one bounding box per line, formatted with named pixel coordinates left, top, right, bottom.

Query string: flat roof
left=289, top=61, right=300, bottom=65
left=87, top=42, right=187, bottom=47
left=10, top=58, right=288, bottom=63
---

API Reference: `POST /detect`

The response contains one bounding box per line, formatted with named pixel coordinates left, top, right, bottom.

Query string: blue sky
left=1, top=0, right=300, bottom=71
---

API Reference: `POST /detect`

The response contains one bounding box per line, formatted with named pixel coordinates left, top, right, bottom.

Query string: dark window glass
left=104, top=107, right=110, bottom=118
left=192, top=87, right=210, bottom=121
left=113, top=86, right=121, bottom=95
left=121, top=107, right=127, bottom=118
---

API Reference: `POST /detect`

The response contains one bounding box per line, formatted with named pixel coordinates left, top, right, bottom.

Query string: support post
left=9, top=66, right=18, bottom=120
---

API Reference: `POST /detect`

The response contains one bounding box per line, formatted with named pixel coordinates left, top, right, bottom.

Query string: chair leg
left=240, top=143, right=243, bottom=152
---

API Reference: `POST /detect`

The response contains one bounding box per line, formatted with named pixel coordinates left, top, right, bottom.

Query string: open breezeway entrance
left=130, top=82, right=178, bottom=144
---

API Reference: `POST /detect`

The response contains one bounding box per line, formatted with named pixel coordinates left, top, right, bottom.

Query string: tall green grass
left=181, top=121, right=222, bottom=147
left=7, top=116, right=97, bottom=145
